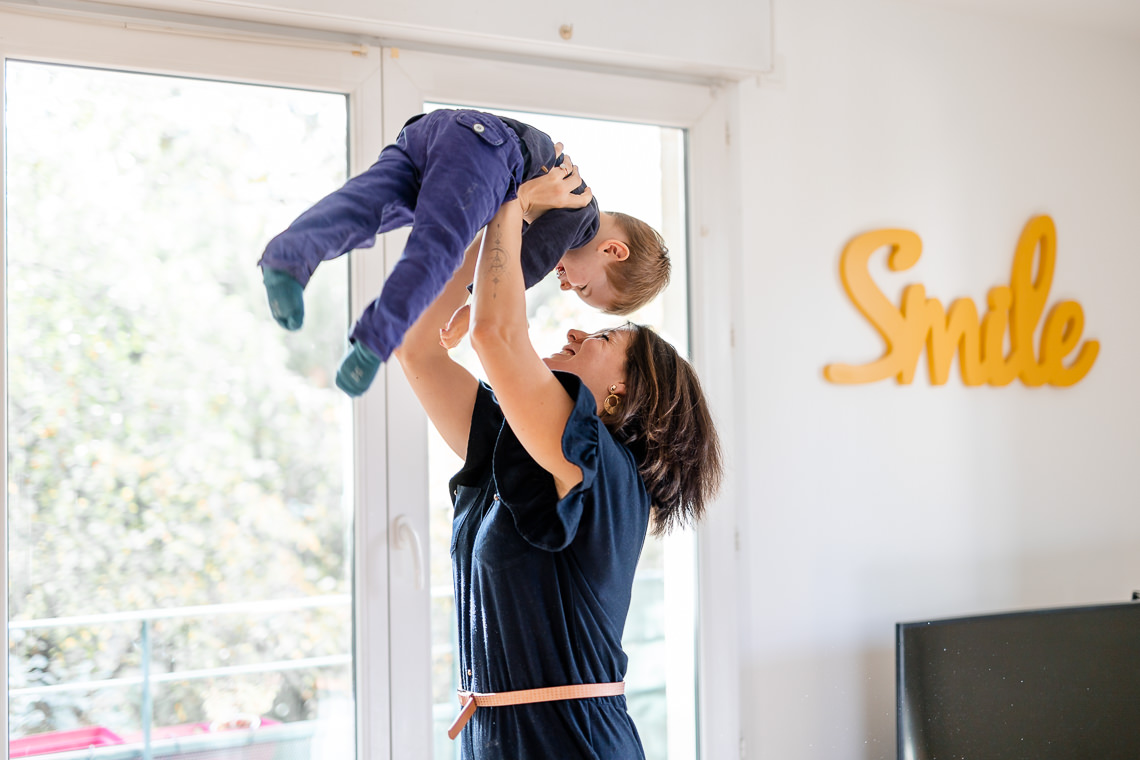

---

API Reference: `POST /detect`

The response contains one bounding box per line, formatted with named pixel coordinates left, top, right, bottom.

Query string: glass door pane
left=6, top=60, right=355, bottom=760
left=424, top=105, right=693, bottom=760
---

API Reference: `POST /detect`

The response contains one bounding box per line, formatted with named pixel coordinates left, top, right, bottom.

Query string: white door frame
left=379, top=47, right=744, bottom=760
left=0, top=9, right=744, bottom=757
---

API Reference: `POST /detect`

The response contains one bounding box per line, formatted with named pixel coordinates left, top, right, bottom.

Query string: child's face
left=554, top=248, right=616, bottom=311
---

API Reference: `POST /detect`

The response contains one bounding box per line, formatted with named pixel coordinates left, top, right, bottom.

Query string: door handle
left=392, top=515, right=425, bottom=591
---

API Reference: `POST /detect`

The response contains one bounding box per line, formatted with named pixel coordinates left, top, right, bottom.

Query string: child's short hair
left=603, top=212, right=671, bottom=316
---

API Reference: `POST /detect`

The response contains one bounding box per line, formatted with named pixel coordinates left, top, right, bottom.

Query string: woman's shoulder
left=492, top=372, right=647, bottom=552
left=477, top=371, right=642, bottom=486
left=551, top=372, right=643, bottom=488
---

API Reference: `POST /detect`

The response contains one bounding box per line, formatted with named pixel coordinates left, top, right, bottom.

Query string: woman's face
left=542, top=327, right=630, bottom=398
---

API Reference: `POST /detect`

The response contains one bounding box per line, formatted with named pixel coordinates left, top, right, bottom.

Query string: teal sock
left=336, top=342, right=382, bottom=397
left=262, top=267, right=304, bottom=331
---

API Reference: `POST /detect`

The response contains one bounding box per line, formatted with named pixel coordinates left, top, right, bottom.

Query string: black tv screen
left=897, top=600, right=1140, bottom=760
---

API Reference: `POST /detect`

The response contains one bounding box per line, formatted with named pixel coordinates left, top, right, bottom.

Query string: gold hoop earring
left=603, top=385, right=621, bottom=416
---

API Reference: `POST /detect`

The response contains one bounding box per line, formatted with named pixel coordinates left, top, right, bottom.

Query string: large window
left=5, top=60, right=355, bottom=760
left=2, top=12, right=733, bottom=758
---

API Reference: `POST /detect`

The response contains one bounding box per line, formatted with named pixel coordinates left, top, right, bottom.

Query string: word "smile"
left=824, top=215, right=1098, bottom=387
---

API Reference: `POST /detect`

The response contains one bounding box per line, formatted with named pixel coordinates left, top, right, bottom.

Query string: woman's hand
left=518, top=144, right=593, bottom=224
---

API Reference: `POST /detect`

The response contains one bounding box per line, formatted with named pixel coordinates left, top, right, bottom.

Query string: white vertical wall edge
left=376, top=49, right=436, bottom=758
left=688, top=86, right=745, bottom=760
left=348, top=51, right=394, bottom=760
left=1, top=45, right=10, bottom=760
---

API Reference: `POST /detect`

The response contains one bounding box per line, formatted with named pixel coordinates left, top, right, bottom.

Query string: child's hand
left=519, top=144, right=593, bottom=223
left=440, top=304, right=470, bottom=349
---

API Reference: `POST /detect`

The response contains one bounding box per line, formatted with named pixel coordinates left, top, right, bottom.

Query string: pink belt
left=448, top=681, right=626, bottom=740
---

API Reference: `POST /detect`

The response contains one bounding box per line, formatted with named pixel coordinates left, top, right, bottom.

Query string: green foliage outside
left=6, top=62, right=353, bottom=737
left=5, top=72, right=686, bottom=758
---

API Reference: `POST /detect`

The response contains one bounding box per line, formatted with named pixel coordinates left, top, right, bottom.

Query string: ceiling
left=911, top=0, right=1140, bottom=41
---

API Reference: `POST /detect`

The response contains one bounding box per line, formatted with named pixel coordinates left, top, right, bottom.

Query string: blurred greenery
left=5, top=72, right=688, bottom=757
left=6, top=62, right=353, bottom=737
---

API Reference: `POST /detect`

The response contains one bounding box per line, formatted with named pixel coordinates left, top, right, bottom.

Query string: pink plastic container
left=10, top=726, right=125, bottom=758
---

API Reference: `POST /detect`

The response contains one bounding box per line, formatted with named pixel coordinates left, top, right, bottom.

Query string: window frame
left=378, top=48, right=743, bottom=760
left=0, top=10, right=393, bottom=758
left=0, top=10, right=744, bottom=759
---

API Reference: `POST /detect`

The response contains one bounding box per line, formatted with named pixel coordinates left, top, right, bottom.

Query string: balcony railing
left=9, top=595, right=352, bottom=760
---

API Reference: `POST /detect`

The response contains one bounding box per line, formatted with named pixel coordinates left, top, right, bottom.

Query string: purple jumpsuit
left=258, top=109, right=600, bottom=362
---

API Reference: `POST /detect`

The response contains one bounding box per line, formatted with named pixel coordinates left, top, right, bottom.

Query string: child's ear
left=603, top=240, right=630, bottom=261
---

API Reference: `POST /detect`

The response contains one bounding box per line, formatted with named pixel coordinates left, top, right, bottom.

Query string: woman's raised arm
left=392, top=233, right=481, bottom=459
left=468, top=200, right=584, bottom=498
left=398, top=157, right=593, bottom=469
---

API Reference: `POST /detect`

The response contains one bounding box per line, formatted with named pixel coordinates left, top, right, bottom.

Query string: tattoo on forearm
left=488, top=222, right=508, bottom=298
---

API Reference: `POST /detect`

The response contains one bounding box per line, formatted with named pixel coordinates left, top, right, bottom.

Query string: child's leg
left=337, top=112, right=522, bottom=395
left=259, top=144, right=419, bottom=287
left=258, top=142, right=420, bottom=330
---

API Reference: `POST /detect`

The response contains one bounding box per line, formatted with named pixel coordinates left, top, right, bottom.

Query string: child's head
left=555, top=211, right=671, bottom=315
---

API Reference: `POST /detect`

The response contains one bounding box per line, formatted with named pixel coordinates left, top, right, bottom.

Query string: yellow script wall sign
left=824, top=215, right=1098, bottom=387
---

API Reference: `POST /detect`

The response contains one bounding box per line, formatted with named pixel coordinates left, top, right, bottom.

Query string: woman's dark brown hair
left=603, top=324, right=723, bottom=535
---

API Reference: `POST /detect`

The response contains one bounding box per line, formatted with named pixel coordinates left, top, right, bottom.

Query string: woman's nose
left=566, top=329, right=586, bottom=343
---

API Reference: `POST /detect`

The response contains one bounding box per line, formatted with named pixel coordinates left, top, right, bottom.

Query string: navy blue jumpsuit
left=258, top=109, right=599, bottom=361
left=449, top=373, right=649, bottom=759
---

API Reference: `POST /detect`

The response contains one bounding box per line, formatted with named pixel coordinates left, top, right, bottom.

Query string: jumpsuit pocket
left=455, top=111, right=507, bottom=147
left=472, top=498, right=536, bottom=573
left=450, top=484, right=483, bottom=557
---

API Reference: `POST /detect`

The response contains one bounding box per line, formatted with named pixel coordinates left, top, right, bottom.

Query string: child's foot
left=261, top=267, right=304, bottom=330
left=336, top=341, right=382, bottom=397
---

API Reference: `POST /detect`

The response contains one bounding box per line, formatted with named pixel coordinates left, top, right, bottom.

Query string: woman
left=394, top=163, right=722, bottom=759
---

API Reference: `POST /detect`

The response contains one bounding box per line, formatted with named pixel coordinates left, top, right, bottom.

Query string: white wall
left=735, top=0, right=1140, bottom=757
left=15, top=0, right=770, bottom=78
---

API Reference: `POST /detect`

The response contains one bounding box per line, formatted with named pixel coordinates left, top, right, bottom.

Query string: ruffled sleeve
left=493, top=372, right=602, bottom=551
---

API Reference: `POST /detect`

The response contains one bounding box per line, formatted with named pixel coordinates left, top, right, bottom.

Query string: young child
left=258, top=108, right=670, bottom=396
